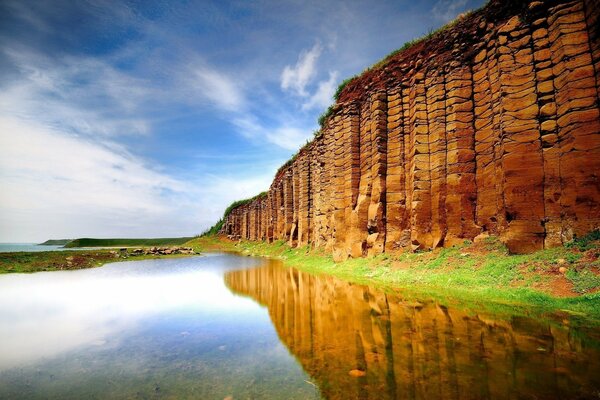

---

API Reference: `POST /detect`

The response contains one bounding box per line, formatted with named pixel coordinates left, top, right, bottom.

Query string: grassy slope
left=187, top=235, right=600, bottom=324
left=0, top=249, right=196, bottom=274
left=64, top=237, right=193, bottom=248
left=38, top=239, right=72, bottom=245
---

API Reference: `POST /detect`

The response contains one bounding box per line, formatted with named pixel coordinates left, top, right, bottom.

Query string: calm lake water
left=1, top=253, right=599, bottom=399
left=0, top=243, right=67, bottom=252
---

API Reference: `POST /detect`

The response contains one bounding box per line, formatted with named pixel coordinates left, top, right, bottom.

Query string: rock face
left=221, top=0, right=600, bottom=256
left=225, top=262, right=600, bottom=399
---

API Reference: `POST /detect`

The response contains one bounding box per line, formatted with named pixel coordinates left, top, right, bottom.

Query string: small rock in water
left=348, top=369, right=366, bottom=377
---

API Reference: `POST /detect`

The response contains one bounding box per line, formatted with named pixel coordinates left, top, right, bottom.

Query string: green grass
left=0, top=249, right=195, bottom=274
left=565, top=229, right=600, bottom=251
left=38, top=239, right=72, bottom=245
left=64, top=237, right=193, bottom=248
left=187, top=235, right=600, bottom=326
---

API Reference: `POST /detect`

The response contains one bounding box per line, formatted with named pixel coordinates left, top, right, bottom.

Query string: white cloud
left=281, top=42, right=322, bottom=97
left=0, top=48, right=155, bottom=137
left=232, top=115, right=311, bottom=151
left=191, top=65, right=246, bottom=111
left=265, top=127, right=311, bottom=151
left=0, top=116, right=275, bottom=241
left=432, top=0, right=469, bottom=22
left=302, top=71, right=338, bottom=111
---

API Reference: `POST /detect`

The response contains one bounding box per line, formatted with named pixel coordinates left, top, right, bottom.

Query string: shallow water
left=0, top=253, right=599, bottom=399
left=0, top=243, right=67, bottom=252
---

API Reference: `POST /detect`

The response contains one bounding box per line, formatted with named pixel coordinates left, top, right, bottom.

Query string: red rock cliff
left=221, top=0, right=600, bottom=256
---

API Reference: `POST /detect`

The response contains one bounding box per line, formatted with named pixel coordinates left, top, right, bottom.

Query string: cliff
left=225, top=263, right=600, bottom=399
left=220, top=0, right=600, bottom=256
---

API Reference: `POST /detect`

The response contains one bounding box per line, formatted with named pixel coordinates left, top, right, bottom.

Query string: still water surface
left=0, top=243, right=68, bottom=252
left=0, top=253, right=599, bottom=399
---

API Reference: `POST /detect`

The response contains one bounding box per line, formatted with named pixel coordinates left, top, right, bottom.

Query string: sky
left=0, top=0, right=485, bottom=242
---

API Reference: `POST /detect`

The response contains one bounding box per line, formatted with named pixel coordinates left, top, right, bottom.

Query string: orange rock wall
left=222, top=0, right=600, bottom=256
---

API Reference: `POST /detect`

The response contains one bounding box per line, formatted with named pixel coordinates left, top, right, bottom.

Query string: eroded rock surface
left=221, top=0, right=600, bottom=256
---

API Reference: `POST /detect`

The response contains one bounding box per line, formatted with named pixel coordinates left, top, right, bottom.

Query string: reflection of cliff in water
left=225, top=260, right=600, bottom=400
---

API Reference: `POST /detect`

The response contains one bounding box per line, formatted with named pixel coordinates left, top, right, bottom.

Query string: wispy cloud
left=432, top=0, right=469, bottom=22
left=190, top=65, right=246, bottom=112
left=0, top=47, right=155, bottom=137
left=0, top=116, right=273, bottom=241
left=281, top=42, right=322, bottom=97
left=302, top=71, right=338, bottom=111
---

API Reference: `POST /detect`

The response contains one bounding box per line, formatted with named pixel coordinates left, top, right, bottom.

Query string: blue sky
left=0, top=0, right=484, bottom=242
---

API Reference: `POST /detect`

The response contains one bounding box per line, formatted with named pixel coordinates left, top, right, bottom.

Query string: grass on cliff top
left=187, top=233, right=600, bottom=324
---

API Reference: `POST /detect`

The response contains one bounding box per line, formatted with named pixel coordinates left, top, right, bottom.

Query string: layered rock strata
left=221, top=0, right=600, bottom=256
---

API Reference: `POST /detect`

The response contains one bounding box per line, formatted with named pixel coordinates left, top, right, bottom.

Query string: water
left=0, top=243, right=68, bottom=252
left=1, top=254, right=599, bottom=399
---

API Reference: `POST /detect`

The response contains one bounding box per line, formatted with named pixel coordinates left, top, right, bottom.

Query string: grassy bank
left=0, top=248, right=197, bottom=274
left=38, top=239, right=71, bottom=246
left=187, top=234, right=600, bottom=324
left=64, top=237, right=194, bottom=248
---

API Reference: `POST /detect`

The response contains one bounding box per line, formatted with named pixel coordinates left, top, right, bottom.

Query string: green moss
left=565, top=229, right=600, bottom=251
left=333, top=76, right=358, bottom=101
left=317, top=104, right=335, bottom=128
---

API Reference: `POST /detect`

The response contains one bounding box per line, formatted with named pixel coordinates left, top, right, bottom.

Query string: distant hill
left=38, top=239, right=72, bottom=246
left=64, top=237, right=194, bottom=248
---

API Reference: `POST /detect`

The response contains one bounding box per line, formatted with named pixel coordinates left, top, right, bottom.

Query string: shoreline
left=187, top=235, right=600, bottom=325
left=0, top=247, right=200, bottom=274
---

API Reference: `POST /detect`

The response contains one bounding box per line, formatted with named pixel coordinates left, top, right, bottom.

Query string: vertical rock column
left=310, top=140, right=323, bottom=246
left=342, top=106, right=361, bottom=259
left=549, top=0, right=600, bottom=241
left=290, top=164, right=300, bottom=246
left=444, top=65, right=480, bottom=246
left=297, top=151, right=312, bottom=247
left=331, top=113, right=347, bottom=261
left=385, top=86, right=409, bottom=251
left=367, top=92, right=388, bottom=256
left=322, top=121, right=336, bottom=251
left=267, top=192, right=275, bottom=242
left=349, top=100, right=372, bottom=257
left=426, top=69, right=448, bottom=248
left=283, top=170, right=294, bottom=242
left=474, top=23, right=505, bottom=236
left=529, top=2, right=563, bottom=247
left=275, top=180, right=284, bottom=240
left=409, top=71, right=433, bottom=249
left=584, top=0, right=600, bottom=101
left=498, top=16, right=545, bottom=253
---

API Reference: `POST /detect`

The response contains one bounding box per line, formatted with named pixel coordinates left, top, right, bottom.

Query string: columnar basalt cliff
left=221, top=0, right=600, bottom=256
left=225, top=263, right=600, bottom=399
